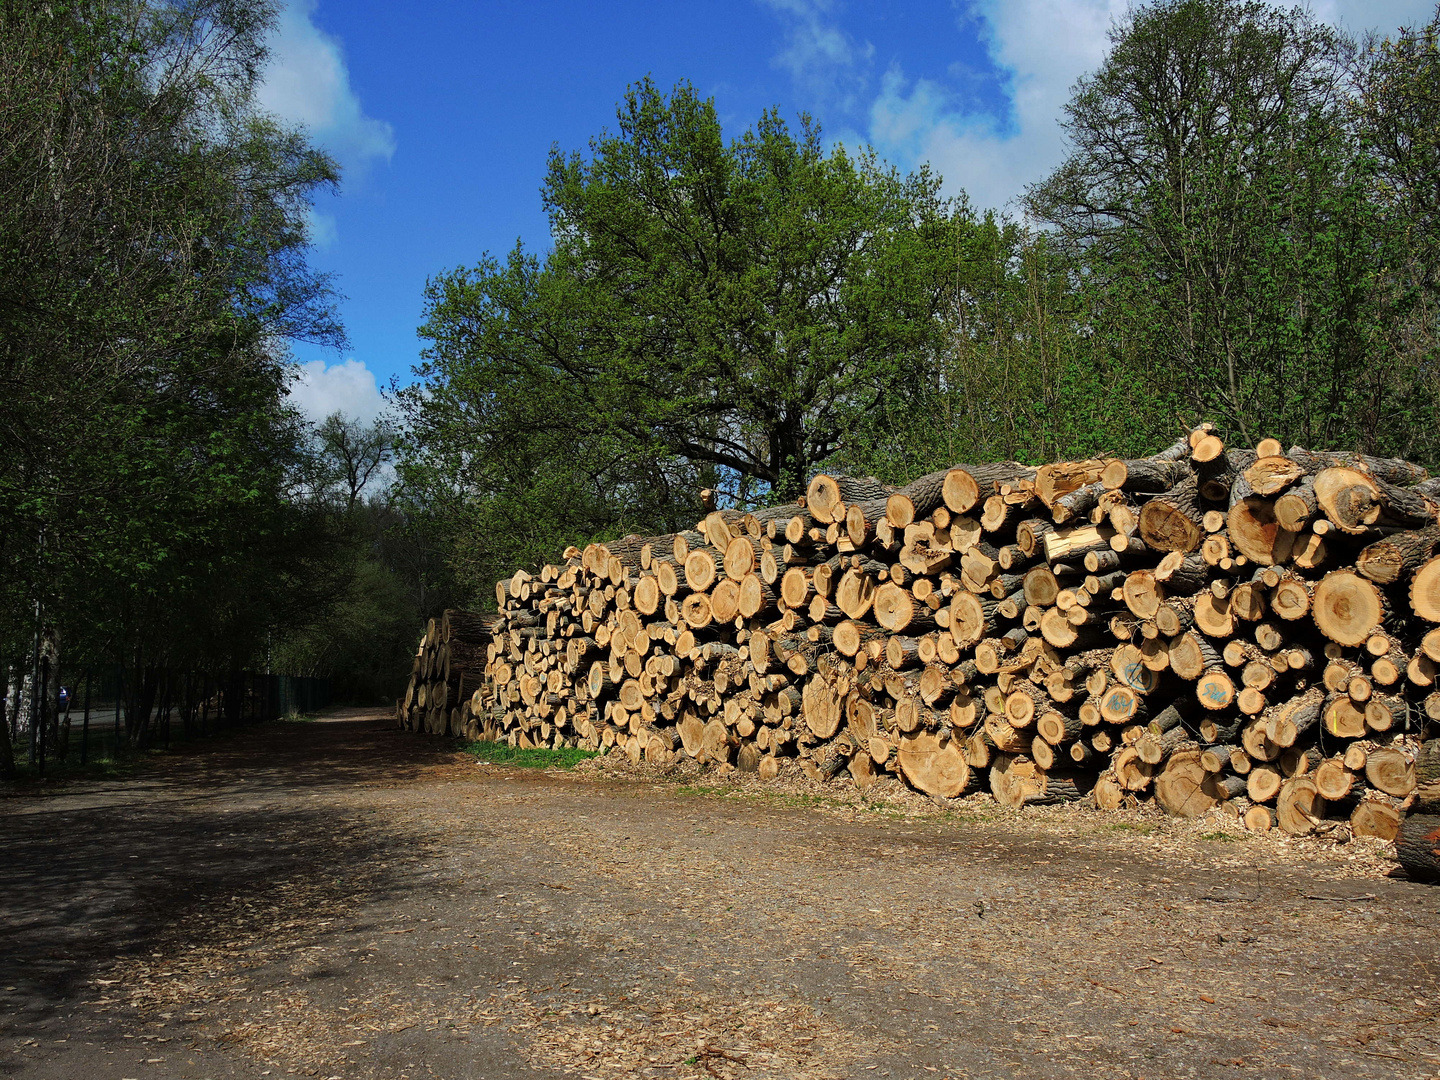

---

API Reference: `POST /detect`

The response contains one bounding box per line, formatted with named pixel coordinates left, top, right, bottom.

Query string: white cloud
left=860, top=0, right=1435, bottom=215
left=257, top=1, right=395, bottom=177
left=1316, top=0, right=1434, bottom=36
left=304, top=207, right=338, bottom=249
left=288, top=358, right=387, bottom=424
left=866, top=0, right=1126, bottom=214
left=759, top=0, right=874, bottom=109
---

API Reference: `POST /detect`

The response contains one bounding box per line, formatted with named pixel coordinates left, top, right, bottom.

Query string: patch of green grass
left=1197, top=831, right=1237, bottom=842
left=461, top=739, right=597, bottom=770
left=3, top=739, right=144, bottom=785
left=280, top=712, right=321, bottom=723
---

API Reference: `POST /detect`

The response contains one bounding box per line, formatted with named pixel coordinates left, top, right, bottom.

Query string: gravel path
left=1, top=710, right=1437, bottom=1080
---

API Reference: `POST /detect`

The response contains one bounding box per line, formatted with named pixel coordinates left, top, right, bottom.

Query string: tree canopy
left=0, top=1, right=420, bottom=752
left=399, top=6, right=1440, bottom=602
left=1023, top=0, right=1440, bottom=458
left=399, top=79, right=967, bottom=595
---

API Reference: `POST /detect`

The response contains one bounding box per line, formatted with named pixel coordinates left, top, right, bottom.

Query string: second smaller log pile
left=398, top=609, right=494, bottom=736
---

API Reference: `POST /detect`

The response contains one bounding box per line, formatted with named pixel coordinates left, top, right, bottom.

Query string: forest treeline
left=398, top=0, right=1440, bottom=604
left=0, top=0, right=438, bottom=765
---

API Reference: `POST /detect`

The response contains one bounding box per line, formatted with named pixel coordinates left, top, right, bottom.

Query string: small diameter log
left=684, top=549, right=718, bottom=593
left=1322, top=693, right=1368, bottom=739
left=1196, top=666, right=1236, bottom=711
left=832, top=620, right=884, bottom=659
left=724, top=536, right=759, bottom=581
left=1193, top=592, right=1235, bottom=638
left=738, top=573, right=776, bottom=619
left=1101, top=456, right=1190, bottom=493
left=1313, top=757, right=1356, bottom=800
left=681, top=591, right=714, bottom=630
left=1274, top=476, right=1318, bottom=532
left=1270, top=575, right=1312, bottom=621
left=1365, top=747, right=1416, bottom=797
left=802, top=679, right=842, bottom=739
left=1244, top=455, right=1306, bottom=496
left=834, top=568, right=877, bottom=620
left=1004, top=681, right=1048, bottom=729
left=1122, top=570, right=1164, bottom=619
left=1040, top=606, right=1105, bottom=650
left=1200, top=743, right=1236, bottom=773
left=1244, top=803, right=1277, bottom=832
left=1247, top=764, right=1283, bottom=803
left=844, top=497, right=888, bottom=548
left=1112, top=745, right=1155, bottom=791
left=1036, top=707, right=1082, bottom=746
left=989, top=754, right=1091, bottom=809
left=1365, top=693, right=1407, bottom=733
left=943, top=464, right=1036, bottom=515
left=807, top=474, right=883, bottom=524
left=780, top=566, right=813, bottom=609
left=1110, top=643, right=1160, bottom=694
left=1276, top=775, right=1326, bottom=835
left=886, top=635, right=921, bottom=670
left=886, top=468, right=951, bottom=528
left=983, top=712, right=1029, bottom=754
left=1023, top=565, right=1061, bottom=607
left=710, top=578, right=741, bottom=623
left=1357, top=526, right=1439, bottom=585
left=1100, top=684, right=1147, bottom=725
left=1169, top=630, right=1221, bottom=681
left=1263, top=686, right=1324, bottom=748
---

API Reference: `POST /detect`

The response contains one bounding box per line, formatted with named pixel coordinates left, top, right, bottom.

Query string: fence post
left=80, top=668, right=92, bottom=766
left=36, top=656, right=48, bottom=776
left=27, top=622, right=41, bottom=765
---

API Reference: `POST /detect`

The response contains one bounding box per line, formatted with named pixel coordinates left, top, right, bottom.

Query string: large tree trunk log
left=1395, top=813, right=1440, bottom=882
left=897, top=730, right=973, bottom=798
left=1155, top=750, right=1217, bottom=818
left=1138, top=475, right=1204, bottom=553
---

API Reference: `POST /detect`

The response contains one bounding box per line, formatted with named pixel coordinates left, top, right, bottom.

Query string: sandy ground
left=1, top=709, right=1437, bottom=1080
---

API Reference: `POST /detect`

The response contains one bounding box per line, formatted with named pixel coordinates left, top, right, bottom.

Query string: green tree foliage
left=0, top=0, right=361, bottom=744
left=405, top=2, right=1440, bottom=600
left=398, top=79, right=963, bottom=599
left=1024, top=0, right=1439, bottom=458
left=268, top=413, right=443, bottom=704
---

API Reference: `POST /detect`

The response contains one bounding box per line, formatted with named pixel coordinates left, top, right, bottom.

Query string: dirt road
left=1, top=710, right=1437, bottom=1080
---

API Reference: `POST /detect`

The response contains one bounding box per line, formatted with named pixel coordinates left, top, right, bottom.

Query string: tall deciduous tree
left=0, top=0, right=355, bottom=744
left=399, top=79, right=962, bottom=595
left=1024, top=0, right=1412, bottom=454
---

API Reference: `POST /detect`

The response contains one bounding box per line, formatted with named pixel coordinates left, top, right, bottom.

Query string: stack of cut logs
left=399, top=609, right=495, bottom=735
left=397, top=426, right=1440, bottom=879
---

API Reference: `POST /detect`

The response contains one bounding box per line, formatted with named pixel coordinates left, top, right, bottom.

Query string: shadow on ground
left=0, top=715, right=451, bottom=1049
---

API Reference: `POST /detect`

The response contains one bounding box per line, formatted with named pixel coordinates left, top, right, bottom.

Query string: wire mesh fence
left=3, top=664, right=331, bottom=775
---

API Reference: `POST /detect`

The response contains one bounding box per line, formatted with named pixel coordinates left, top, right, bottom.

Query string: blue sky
left=270, top=0, right=1435, bottom=424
